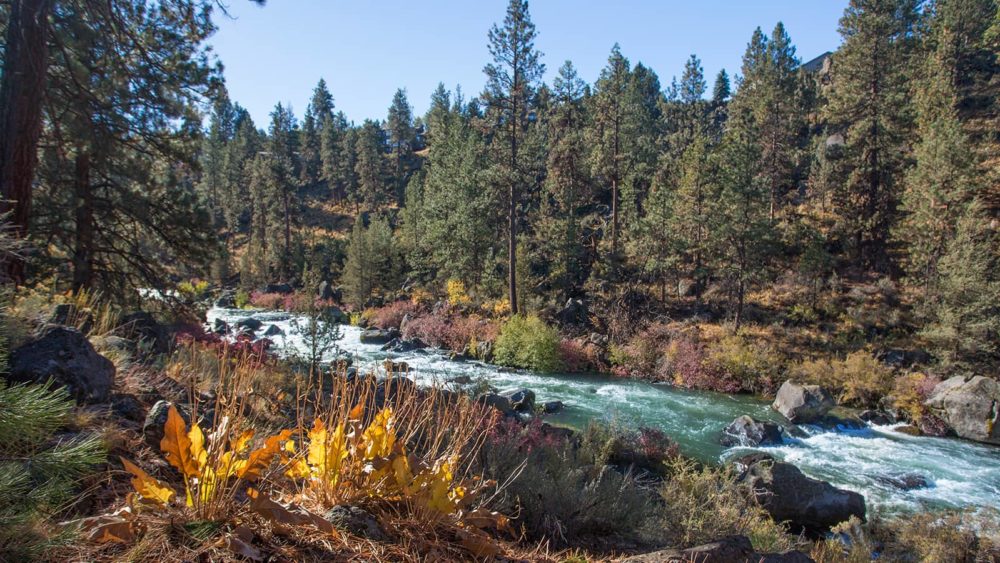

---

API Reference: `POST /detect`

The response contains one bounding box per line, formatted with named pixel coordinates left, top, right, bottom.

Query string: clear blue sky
left=210, top=0, right=848, bottom=127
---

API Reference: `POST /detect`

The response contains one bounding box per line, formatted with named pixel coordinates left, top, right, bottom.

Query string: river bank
left=206, top=305, right=1000, bottom=517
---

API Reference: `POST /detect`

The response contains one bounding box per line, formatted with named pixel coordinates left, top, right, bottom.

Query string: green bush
left=703, top=335, right=786, bottom=395
left=234, top=289, right=250, bottom=309
left=493, top=315, right=562, bottom=372
left=791, top=350, right=893, bottom=408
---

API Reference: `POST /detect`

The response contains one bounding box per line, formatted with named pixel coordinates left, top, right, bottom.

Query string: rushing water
left=207, top=306, right=1000, bottom=516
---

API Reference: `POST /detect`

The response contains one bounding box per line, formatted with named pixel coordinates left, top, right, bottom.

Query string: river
left=206, top=306, right=1000, bottom=516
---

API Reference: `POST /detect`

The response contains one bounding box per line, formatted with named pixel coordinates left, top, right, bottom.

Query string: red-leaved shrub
left=402, top=311, right=499, bottom=353
left=370, top=300, right=422, bottom=330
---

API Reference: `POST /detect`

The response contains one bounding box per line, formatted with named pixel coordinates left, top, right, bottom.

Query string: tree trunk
left=0, top=0, right=52, bottom=282
left=72, top=152, right=94, bottom=291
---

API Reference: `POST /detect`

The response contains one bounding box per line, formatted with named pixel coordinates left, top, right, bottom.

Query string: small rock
left=772, top=380, right=835, bottom=423
left=111, top=393, right=146, bottom=422
left=859, top=410, right=895, bottom=425
left=720, top=415, right=784, bottom=447
left=359, top=328, right=399, bottom=345
left=7, top=326, right=115, bottom=403
left=262, top=325, right=284, bottom=337
left=874, top=472, right=930, bottom=491
left=214, top=290, right=236, bottom=308
left=212, top=318, right=229, bottom=334
left=543, top=400, right=564, bottom=414
left=324, top=505, right=388, bottom=541
left=449, top=375, right=473, bottom=385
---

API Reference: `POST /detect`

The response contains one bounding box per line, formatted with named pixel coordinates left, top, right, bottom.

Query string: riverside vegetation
left=1, top=0, right=1000, bottom=560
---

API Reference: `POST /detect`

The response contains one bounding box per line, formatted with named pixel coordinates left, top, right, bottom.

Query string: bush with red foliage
left=487, top=416, right=570, bottom=454
left=402, top=311, right=498, bottom=353
left=636, top=426, right=680, bottom=464
left=249, top=291, right=286, bottom=310
left=369, top=300, right=422, bottom=330
left=610, top=323, right=678, bottom=378
left=559, top=338, right=606, bottom=373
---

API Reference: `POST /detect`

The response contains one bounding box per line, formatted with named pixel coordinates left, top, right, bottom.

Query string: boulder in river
left=543, top=400, right=564, bottom=414
left=215, top=290, right=236, bottom=308
left=925, top=375, right=1000, bottom=445
left=720, top=415, right=784, bottom=447
left=772, top=380, right=835, bottom=423
left=380, top=337, right=427, bottom=353
left=212, top=318, right=229, bottom=335
left=740, top=457, right=866, bottom=533
left=859, top=410, right=895, bottom=425
left=7, top=326, right=115, bottom=403
left=236, top=317, right=262, bottom=332
left=502, top=388, right=536, bottom=413
left=477, top=392, right=515, bottom=416
left=873, top=472, right=930, bottom=491
left=359, top=328, right=399, bottom=345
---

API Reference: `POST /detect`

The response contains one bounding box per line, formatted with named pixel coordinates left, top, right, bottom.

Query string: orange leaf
left=160, top=405, right=199, bottom=479
left=238, top=429, right=293, bottom=481
left=347, top=403, right=364, bottom=421
left=120, top=457, right=175, bottom=506
left=456, top=527, right=501, bottom=558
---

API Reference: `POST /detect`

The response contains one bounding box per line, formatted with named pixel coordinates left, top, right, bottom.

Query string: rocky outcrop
left=118, top=311, right=169, bottom=355
left=772, top=380, right=835, bottom=423
left=7, top=326, right=115, bottom=403
left=623, top=535, right=814, bottom=562
left=720, top=415, right=784, bottom=447
left=557, top=298, right=588, bottom=326
left=925, top=375, right=1000, bottom=445
left=739, top=457, right=865, bottom=533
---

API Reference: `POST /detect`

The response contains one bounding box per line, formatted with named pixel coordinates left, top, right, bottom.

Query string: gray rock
left=324, top=505, right=388, bottom=541
left=317, top=281, right=335, bottom=301
left=112, top=393, right=146, bottom=422
left=212, top=318, right=229, bottom=335
left=475, top=340, right=493, bottom=362
left=262, top=324, right=284, bottom=337
left=236, top=317, right=262, bottom=332
left=543, top=400, right=564, bottom=414
left=772, top=380, right=835, bottom=423
left=477, top=393, right=514, bottom=416
left=741, top=457, right=866, bottom=533
left=359, top=328, right=399, bottom=345
left=7, top=326, right=115, bottom=403
left=503, top=388, right=536, bottom=413
left=925, top=375, right=1000, bottom=445
left=557, top=298, right=588, bottom=325
left=624, top=535, right=814, bottom=563
left=449, top=375, right=473, bottom=385
left=143, top=400, right=189, bottom=448
left=720, top=415, right=784, bottom=447
left=380, top=337, right=427, bottom=353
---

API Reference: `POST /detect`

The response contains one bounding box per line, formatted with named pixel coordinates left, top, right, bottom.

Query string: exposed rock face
left=772, top=380, right=835, bottom=423
left=740, top=457, right=866, bottom=533
left=925, top=375, right=1000, bottom=445
left=8, top=326, right=115, bottom=403
left=623, top=535, right=814, bottom=562
left=557, top=298, right=588, bottom=326
left=317, top=281, right=336, bottom=301
left=859, top=410, right=895, bottom=425
left=720, top=415, right=784, bottom=447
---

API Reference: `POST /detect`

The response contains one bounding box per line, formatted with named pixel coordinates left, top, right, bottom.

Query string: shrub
left=476, top=418, right=657, bottom=545
left=792, top=350, right=894, bottom=408
left=177, top=279, right=210, bottom=301
left=608, top=323, right=675, bottom=378
left=558, top=339, right=591, bottom=373
left=403, top=312, right=499, bottom=354
left=234, top=289, right=250, bottom=309
left=249, top=291, right=286, bottom=310
left=493, top=315, right=562, bottom=372
left=369, top=300, right=422, bottom=330
left=702, top=335, right=785, bottom=395
left=891, top=372, right=941, bottom=423
left=659, top=458, right=794, bottom=551
left=445, top=279, right=472, bottom=307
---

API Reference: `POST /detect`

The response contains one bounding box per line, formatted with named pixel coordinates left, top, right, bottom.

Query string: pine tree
left=667, top=127, right=713, bottom=294
left=712, top=69, right=731, bottom=104
left=354, top=119, right=390, bottom=213
left=387, top=88, right=415, bottom=205
left=301, top=80, right=335, bottom=187
left=482, top=0, right=545, bottom=315
left=267, top=103, right=300, bottom=279
left=824, top=0, right=920, bottom=272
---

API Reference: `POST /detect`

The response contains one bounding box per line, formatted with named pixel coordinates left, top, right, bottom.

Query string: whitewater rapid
left=206, top=306, right=1000, bottom=516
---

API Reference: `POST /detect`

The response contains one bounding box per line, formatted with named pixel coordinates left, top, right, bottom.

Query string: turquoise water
left=207, top=307, right=1000, bottom=515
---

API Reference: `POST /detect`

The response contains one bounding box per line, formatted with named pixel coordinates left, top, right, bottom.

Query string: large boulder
left=557, top=298, right=589, bottom=326
left=925, top=375, right=1000, bottom=445
left=477, top=392, right=515, bottom=416
left=772, top=380, right=835, bottom=423
left=7, top=326, right=115, bottom=403
left=720, top=415, right=784, bottom=447
left=740, top=457, right=866, bottom=533
left=380, top=337, right=427, bottom=353
left=623, top=535, right=814, bottom=563
left=235, top=317, right=262, bottom=332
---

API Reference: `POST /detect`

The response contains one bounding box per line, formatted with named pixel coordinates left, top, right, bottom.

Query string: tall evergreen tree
left=824, top=0, right=921, bottom=272
left=387, top=88, right=415, bottom=205
left=482, top=0, right=544, bottom=314
left=712, top=69, right=731, bottom=104
left=354, top=119, right=390, bottom=212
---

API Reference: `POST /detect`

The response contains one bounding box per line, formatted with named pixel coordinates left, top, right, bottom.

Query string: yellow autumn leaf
left=231, top=429, right=255, bottom=453
left=160, top=405, right=200, bottom=479
left=120, top=457, right=175, bottom=506
left=306, top=418, right=328, bottom=474
left=189, top=421, right=207, bottom=474
left=361, top=408, right=395, bottom=460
